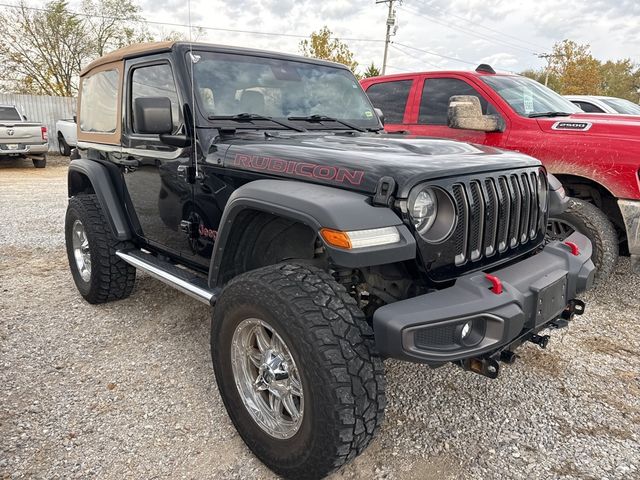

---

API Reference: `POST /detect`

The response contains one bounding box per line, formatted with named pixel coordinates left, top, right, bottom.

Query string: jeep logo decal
left=233, top=154, right=365, bottom=186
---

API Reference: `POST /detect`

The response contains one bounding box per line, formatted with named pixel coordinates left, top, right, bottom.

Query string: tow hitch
left=460, top=356, right=500, bottom=379
left=551, top=299, right=586, bottom=328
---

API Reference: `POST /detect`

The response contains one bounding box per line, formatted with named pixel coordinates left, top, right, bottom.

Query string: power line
left=398, top=5, right=538, bottom=55
left=392, top=42, right=479, bottom=66
left=0, top=2, right=384, bottom=43
left=389, top=44, right=440, bottom=69
left=411, top=0, right=549, bottom=53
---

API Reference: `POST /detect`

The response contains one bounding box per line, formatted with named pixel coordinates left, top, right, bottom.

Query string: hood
left=217, top=132, right=540, bottom=197
left=535, top=113, right=640, bottom=139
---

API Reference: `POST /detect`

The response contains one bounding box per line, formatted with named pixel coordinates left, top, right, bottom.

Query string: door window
left=419, top=78, right=496, bottom=125
left=80, top=69, right=119, bottom=133
left=573, top=101, right=605, bottom=113
left=365, top=80, right=412, bottom=124
left=130, top=63, right=181, bottom=134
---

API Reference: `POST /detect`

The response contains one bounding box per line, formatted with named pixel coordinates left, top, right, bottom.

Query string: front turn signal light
left=320, top=226, right=401, bottom=250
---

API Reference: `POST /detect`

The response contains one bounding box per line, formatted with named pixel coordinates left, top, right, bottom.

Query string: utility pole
left=377, top=0, right=399, bottom=75
left=537, top=53, right=565, bottom=87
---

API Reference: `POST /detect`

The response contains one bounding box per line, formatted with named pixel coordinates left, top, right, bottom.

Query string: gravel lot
left=1, top=156, right=639, bottom=479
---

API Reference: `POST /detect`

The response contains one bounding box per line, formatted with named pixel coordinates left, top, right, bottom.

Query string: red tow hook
left=485, top=274, right=503, bottom=295
left=563, top=241, right=580, bottom=256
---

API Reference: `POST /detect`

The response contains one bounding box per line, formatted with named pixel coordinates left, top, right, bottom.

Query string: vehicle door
left=120, top=55, right=193, bottom=257
left=363, top=78, right=418, bottom=133
left=407, top=75, right=509, bottom=148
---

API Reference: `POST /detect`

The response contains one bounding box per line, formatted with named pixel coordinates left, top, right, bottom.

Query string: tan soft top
left=80, top=41, right=176, bottom=76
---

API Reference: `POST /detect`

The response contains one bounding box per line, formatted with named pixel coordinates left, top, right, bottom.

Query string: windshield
left=191, top=51, right=380, bottom=129
left=0, top=106, right=22, bottom=121
left=481, top=76, right=581, bottom=117
left=600, top=97, right=640, bottom=115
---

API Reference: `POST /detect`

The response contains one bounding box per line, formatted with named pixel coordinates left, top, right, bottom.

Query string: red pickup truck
left=361, top=65, right=640, bottom=280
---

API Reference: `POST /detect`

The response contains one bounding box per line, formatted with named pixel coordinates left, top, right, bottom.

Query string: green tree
left=549, top=40, right=602, bottom=95
left=299, top=26, right=358, bottom=73
left=599, top=59, right=640, bottom=102
left=362, top=62, right=381, bottom=78
left=0, top=0, right=184, bottom=96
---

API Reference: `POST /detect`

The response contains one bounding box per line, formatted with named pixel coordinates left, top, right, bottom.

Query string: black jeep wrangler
left=65, top=42, right=595, bottom=479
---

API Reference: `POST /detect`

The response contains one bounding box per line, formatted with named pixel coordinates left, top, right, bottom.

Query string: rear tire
left=32, top=156, right=46, bottom=168
left=211, top=263, right=385, bottom=479
left=547, top=198, right=618, bottom=285
left=58, top=135, right=71, bottom=156
left=65, top=194, right=136, bottom=303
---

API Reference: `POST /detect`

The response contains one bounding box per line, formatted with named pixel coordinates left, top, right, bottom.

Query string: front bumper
left=618, top=199, right=640, bottom=273
left=373, top=232, right=595, bottom=364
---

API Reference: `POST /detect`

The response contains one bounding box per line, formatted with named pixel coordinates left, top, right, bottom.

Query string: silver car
left=0, top=105, right=49, bottom=168
left=565, top=95, right=640, bottom=115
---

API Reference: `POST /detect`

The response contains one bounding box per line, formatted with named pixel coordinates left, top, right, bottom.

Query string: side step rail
left=116, top=250, right=219, bottom=305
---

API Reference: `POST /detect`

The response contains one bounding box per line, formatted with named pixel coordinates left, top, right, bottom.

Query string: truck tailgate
left=0, top=123, right=43, bottom=144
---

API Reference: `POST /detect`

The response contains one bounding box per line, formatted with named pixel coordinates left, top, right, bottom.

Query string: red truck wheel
left=547, top=198, right=618, bottom=285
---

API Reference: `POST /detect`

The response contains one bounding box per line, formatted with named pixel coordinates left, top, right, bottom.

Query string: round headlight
left=409, top=187, right=438, bottom=233
left=537, top=173, right=548, bottom=212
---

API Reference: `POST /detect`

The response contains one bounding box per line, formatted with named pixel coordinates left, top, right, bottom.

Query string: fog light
left=456, top=318, right=486, bottom=347
left=460, top=321, right=472, bottom=340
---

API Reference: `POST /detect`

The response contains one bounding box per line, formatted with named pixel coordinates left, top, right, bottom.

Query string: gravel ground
left=1, top=156, right=639, bottom=480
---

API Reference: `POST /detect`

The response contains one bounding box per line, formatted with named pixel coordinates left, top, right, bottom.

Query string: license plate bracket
left=6, top=144, right=19, bottom=150
left=530, top=270, right=568, bottom=327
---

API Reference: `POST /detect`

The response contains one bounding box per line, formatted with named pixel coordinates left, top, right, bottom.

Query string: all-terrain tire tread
left=557, top=198, right=618, bottom=285
left=67, top=194, right=136, bottom=303
left=213, top=263, right=385, bottom=478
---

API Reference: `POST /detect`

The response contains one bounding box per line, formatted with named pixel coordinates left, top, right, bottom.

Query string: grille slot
left=450, top=170, right=545, bottom=266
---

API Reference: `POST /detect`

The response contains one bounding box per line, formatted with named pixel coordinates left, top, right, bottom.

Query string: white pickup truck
left=0, top=105, right=49, bottom=168
left=56, top=118, right=77, bottom=156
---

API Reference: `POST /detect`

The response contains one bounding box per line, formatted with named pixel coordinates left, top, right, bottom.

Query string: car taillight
left=41, top=126, right=48, bottom=141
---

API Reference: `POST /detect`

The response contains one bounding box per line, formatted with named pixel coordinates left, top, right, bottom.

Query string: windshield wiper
left=527, top=111, right=573, bottom=118
left=208, top=113, right=306, bottom=132
left=287, top=114, right=366, bottom=132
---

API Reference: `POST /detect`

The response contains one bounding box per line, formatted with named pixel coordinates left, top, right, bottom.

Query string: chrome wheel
left=71, top=219, right=91, bottom=282
left=546, top=218, right=577, bottom=242
left=231, top=318, right=304, bottom=439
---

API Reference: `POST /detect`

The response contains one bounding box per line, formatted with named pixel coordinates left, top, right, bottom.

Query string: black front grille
left=450, top=170, right=546, bottom=267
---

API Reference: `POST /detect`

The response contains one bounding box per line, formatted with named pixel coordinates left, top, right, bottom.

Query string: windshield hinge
left=373, top=176, right=396, bottom=207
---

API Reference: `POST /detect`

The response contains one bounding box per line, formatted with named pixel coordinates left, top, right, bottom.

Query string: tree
left=549, top=40, right=602, bottom=95
left=299, top=27, right=358, bottom=73
left=600, top=59, right=640, bottom=102
left=0, top=0, right=184, bottom=96
left=0, top=1, right=91, bottom=96
left=362, top=63, right=381, bottom=78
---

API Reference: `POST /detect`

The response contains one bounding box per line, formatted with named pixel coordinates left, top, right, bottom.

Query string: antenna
left=187, top=0, right=199, bottom=179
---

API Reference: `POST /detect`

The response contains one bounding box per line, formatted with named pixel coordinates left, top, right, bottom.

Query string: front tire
left=211, top=263, right=385, bottom=479
left=58, top=135, right=71, bottom=156
left=65, top=194, right=136, bottom=303
left=547, top=198, right=618, bottom=285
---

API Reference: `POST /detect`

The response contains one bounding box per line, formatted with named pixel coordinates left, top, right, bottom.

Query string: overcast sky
left=41, top=0, right=640, bottom=74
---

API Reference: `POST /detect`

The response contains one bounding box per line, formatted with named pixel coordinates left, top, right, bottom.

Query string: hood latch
left=373, top=176, right=396, bottom=207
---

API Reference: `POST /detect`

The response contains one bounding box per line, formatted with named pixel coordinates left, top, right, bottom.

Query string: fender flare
left=547, top=173, right=570, bottom=216
left=208, top=180, right=416, bottom=287
left=68, top=159, right=131, bottom=240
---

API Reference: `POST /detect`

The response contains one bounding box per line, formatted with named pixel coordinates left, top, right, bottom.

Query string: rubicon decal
left=233, top=154, right=365, bottom=186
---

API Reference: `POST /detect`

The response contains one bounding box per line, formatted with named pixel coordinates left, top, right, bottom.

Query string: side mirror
left=72, top=115, right=77, bottom=124
left=447, top=95, right=500, bottom=132
left=133, top=97, right=173, bottom=135
left=374, top=107, right=385, bottom=125
left=22, top=115, right=27, bottom=121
